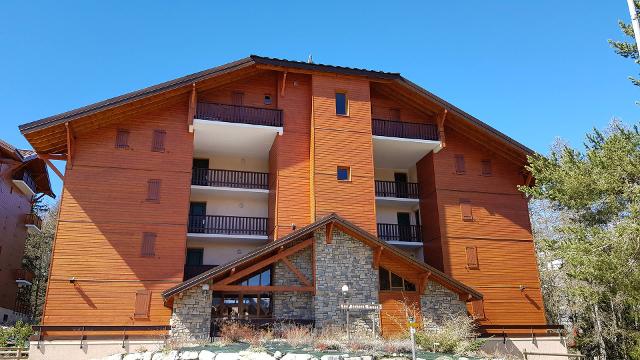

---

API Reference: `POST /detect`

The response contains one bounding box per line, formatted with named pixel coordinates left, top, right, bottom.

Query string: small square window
left=337, top=166, right=350, bottom=181
left=264, top=94, right=272, bottom=105
left=335, top=92, right=348, bottom=116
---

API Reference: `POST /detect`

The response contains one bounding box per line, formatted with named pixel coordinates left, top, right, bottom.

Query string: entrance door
left=397, top=212, right=411, bottom=241
left=189, top=202, right=207, bottom=233
left=186, top=248, right=204, bottom=266
left=394, top=172, right=408, bottom=198
left=192, top=159, right=210, bottom=186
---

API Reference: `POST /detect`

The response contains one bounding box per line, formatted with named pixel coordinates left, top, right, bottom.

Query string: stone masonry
left=313, top=228, right=378, bottom=331
left=420, top=280, right=467, bottom=326
left=273, top=246, right=314, bottom=319
left=170, top=285, right=213, bottom=341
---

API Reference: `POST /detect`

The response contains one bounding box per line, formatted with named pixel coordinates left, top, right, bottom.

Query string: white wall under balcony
left=376, top=204, right=419, bottom=225
left=192, top=154, right=269, bottom=173
left=190, top=191, right=268, bottom=218
left=374, top=167, right=418, bottom=182
left=187, top=240, right=261, bottom=266
left=193, top=119, right=281, bottom=159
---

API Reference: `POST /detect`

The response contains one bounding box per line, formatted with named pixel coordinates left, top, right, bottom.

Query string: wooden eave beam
left=280, top=71, right=287, bottom=97
left=187, top=83, right=197, bottom=132
left=216, top=238, right=313, bottom=286
left=38, top=155, right=64, bottom=181
left=281, top=257, right=312, bottom=286
left=37, top=154, right=67, bottom=161
left=417, top=271, right=431, bottom=294
left=437, top=109, right=448, bottom=148
left=210, top=285, right=314, bottom=292
left=325, top=222, right=334, bottom=244
left=372, top=246, right=383, bottom=270
left=254, top=64, right=394, bottom=82
left=65, top=122, right=74, bottom=169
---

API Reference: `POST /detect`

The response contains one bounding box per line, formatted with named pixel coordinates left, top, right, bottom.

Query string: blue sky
left=1, top=1, right=638, bottom=200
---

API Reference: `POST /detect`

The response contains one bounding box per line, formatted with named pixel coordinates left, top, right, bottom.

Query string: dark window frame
left=152, top=130, right=166, bottom=152
left=335, top=92, right=348, bottom=116
left=337, top=166, right=351, bottom=181
left=115, top=129, right=130, bottom=149
left=379, top=267, right=417, bottom=292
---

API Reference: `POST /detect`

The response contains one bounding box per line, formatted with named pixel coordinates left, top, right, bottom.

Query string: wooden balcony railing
left=24, top=213, right=42, bottom=230
left=372, top=119, right=439, bottom=141
left=188, top=215, right=268, bottom=236
left=192, top=168, right=269, bottom=190
left=196, top=102, right=283, bottom=127
left=14, top=269, right=34, bottom=283
left=13, top=171, right=37, bottom=194
left=183, top=264, right=217, bottom=281
left=377, top=223, right=422, bottom=242
left=375, top=180, right=419, bottom=199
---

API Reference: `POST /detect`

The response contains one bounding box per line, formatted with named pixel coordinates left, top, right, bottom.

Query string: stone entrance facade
left=170, top=228, right=469, bottom=341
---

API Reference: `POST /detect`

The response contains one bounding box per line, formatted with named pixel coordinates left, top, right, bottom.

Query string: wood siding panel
left=198, top=72, right=278, bottom=109
left=379, top=292, right=421, bottom=336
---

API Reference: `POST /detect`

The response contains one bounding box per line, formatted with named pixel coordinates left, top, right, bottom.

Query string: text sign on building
left=339, top=303, right=382, bottom=310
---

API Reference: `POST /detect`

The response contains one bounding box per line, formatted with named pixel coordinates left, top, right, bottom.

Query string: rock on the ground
left=239, top=351, right=274, bottom=360
left=179, top=351, right=200, bottom=360
left=152, top=351, right=179, bottom=360
left=273, top=351, right=283, bottom=360
left=199, top=350, right=216, bottom=360
left=319, top=356, right=340, bottom=360
left=216, top=353, right=241, bottom=360
left=281, top=354, right=313, bottom=360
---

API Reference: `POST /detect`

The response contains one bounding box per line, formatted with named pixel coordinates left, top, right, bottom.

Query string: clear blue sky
left=1, top=1, right=638, bottom=200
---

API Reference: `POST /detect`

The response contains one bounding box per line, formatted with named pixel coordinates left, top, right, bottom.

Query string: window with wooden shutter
left=151, top=130, right=166, bottom=152
left=481, top=159, right=492, bottom=176
left=141, top=232, right=156, bottom=257
left=471, top=299, right=485, bottom=319
left=466, top=246, right=479, bottom=269
left=232, top=91, right=244, bottom=106
left=147, top=179, right=161, bottom=201
left=133, top=290, right=151, bottom=319
left=115, top=129, right=130, bottom=149
left=460, top=199, right=473, bottom=221
left=454, top=154, right=465, bottom=174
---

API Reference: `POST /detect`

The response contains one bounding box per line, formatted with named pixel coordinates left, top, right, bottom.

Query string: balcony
left=192, top=168, right=269, bottom=193
left=377, top=223, right=422, bottom=245
left=12, top=171, right=37, bottom=197
left=15, top=269, right=34, bottom=286
left=188, top=215, right=269, bottom=241
left=196, top=102, right=283, bottom=127
left=371, top=119, right=441, bottom=168
left=184, top=264, right=217, bottom=281
left=24, top=213, right=42, bottom=233
left=375, top=180, right=419, bottom=198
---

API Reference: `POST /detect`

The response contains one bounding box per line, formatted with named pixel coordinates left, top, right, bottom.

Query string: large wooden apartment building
left=19, top=56, right=560, bottom=359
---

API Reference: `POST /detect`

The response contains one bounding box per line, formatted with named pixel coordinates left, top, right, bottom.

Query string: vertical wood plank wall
left=41, top=99, right=193, bottom=325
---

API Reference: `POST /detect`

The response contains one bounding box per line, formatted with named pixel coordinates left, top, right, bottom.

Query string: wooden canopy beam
left=281, top=71, right=287, bottom=97
left=187, top=83, right=197, bottom=132
left=418, top=271, right=431, bottom=294
left=372, top=246, right=383, bottom=269
left=211, top=285, right=314, bottom=292
left=437, top=109, right=448, bottom=148
left=38, top=153, right=67, bottom=161
left=216, top=238, right=313, bottom=286
left=325, top=222, right=334, bottom=244
left=281, top=257, right=312, bottom=286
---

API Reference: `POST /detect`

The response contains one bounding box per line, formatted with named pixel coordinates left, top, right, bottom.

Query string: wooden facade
left=19, top=56, right=544, bottom=336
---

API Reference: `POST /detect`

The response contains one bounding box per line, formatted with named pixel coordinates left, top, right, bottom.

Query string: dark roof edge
left=162, top=213, right=482, bottom=300
left=19, top=57, right=256, bottom=135
left=0, top=139, right=55, bottom=197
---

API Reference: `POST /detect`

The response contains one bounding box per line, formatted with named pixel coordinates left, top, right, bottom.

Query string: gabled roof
left=162, top=213, right=482, bottom=301
left=0, top=139, right=54, bottom=197
left=18, top=55, right=533, bottom=160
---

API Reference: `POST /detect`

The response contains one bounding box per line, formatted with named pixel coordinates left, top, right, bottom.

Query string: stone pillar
left=313, top=228, right=379, bottom=332
left=420, top=280, right=467, bottom=326
left=170, top=285, right=212, bottom=341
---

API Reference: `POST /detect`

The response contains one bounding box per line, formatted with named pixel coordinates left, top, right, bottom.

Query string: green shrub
left=0, top=321, right=33, bottom=348
left=414, top=315, right=483, bottom=355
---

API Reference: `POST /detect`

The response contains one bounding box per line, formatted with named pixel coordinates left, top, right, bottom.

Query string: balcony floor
left=190, top=185, right=269, bottom=200
left=187, top=232, right=269, bottom=243
left=193, top=119, right=283, bottom=159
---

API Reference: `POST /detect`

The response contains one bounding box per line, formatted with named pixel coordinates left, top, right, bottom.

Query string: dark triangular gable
left=162, top=213, right=482, bottom=302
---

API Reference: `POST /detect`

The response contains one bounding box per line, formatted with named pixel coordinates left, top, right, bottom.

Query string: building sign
left=339, top=303, right=382, bottom=310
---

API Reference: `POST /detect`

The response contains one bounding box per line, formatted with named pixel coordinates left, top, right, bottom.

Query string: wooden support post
left=187, top=83, right=197, bottom=133
left=38, top=155, right=64, bottom=181
left=525, top=172, right=533, bottom=187
left=65, top=122, right=74, bottom=169
left=281, top=257, right=312, bottom=286
left=437, top=109, right=448, bottom=148
left=325, top=222, right=334, bottom=244
left=418, top=271, right=431, bottom=294
left=281, top=71, right=287, bottom=97
left=372, top=246, right=383, bottom=269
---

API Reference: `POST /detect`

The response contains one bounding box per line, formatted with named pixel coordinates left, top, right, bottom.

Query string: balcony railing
left=377, top=223, right=422, bottom=242
left=372, top=119, right=439, bottom=141
left=24, top=213, right=42, bottom=230
left=14, top=269, right=34, bottom=283
left=196, top=102, right=283, bottom=127
left=375, top=180, right=419, bottom=199
left=192, top=168, right=269, bottom=190
left=13, top=171, right=37, bottom=194
left=184, top=264, right=217, bottom=281
left=188, top=215, right=268, bottom=236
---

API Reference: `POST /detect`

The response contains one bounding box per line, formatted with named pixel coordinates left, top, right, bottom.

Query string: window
left=466, top=246, right=479, bottom=270
left=335, top=92, right=348, bottom=115
left=337, top=166, right=351, bottom=181
left=152, top=130, right=166, bottom=152
left=454, top=154, right=465, bottom=174
left=147, top=179, right=161, bottom=201
left=481, top=160, right=492, bottom=176
left=133, top=290, right=151, bottom=319
left=212, top=267, right=274, bottom=319
left=115, top=129, right=130, bottom=149
left=141, top=232, right=156, bottom=257
left=379, top=267, right=416, bottom=291
left=232, top=91, right=244, bottom=106
left=460, top=199, right=473, bottom=221
left=264, top=94, right=272, bottom=105
left=235, top=267, right=272, bottom=287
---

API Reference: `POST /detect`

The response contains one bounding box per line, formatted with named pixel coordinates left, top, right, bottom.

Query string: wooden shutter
left=471, top=299, right=485, bottom=319
left=232, top=91, right=244, bottom=105
left=133, top=290, right=151, bottom=318
left=460, top=199, right=473, bottom=221
left=147, top=179, right=161, bottom=201
left=454, top=155, right=465, bottom=174
left=481, top=160, right=492, bottom=176
left=151, top=130, right=166, bottom=152
left=115, top=129, right=129, bottom=149
left=141, top=232, right=156, bottom=257
left=466, top=246, right=479, bottom=270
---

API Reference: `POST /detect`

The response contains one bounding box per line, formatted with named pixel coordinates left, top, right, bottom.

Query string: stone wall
left=313, top=228, right=378, bottom=331
left=170, top=285, right=212, bottom=341
left=273, top=246, right=314, bottom=319
left=420, top=280, right=467, bottom=326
